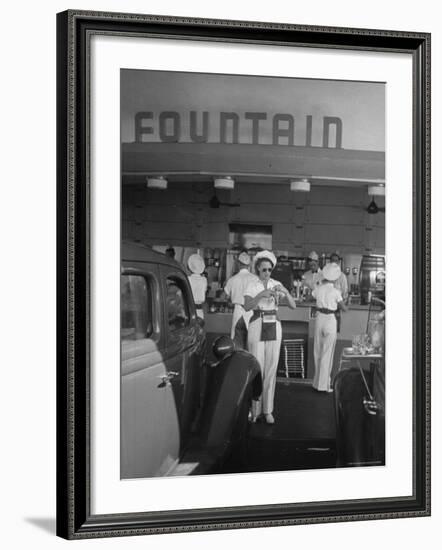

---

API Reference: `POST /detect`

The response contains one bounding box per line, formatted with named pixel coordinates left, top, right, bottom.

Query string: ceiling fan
left=191, top=191, right=240, bottom=209
left=366, top=197, right=385, bottom=214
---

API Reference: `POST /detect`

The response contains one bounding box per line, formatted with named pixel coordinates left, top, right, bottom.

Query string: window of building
left=121, top=275, right=153, bottom=340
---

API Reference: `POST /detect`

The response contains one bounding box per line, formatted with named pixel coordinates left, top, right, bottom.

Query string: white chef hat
left=308, top=250, right=319, bottom=261
left=254, top=250, right=277, bottom=268
left=187, top=253, right=205, bottom=275
left=322, top=262, right=341, bottom=282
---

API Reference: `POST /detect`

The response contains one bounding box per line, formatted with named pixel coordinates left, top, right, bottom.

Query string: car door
left=120, top=263, right=180, bottom=478
left=160, top=266, right=205, bottom=453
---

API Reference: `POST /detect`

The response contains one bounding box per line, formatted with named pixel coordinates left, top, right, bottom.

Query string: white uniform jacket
left=224, top=269, right=257, bottom=338
left=303, top=268, right=323, bottom=291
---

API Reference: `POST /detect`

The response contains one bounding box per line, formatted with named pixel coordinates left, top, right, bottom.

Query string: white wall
left=123, top=182, right=385, bottom=253
left=121, top=70, right=386, bottom=150
left=0, top=1, right=439, bottom=550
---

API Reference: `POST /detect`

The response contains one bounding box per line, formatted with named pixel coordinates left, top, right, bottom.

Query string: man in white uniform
left=303, top=251, right=323, bottom=292
left=224, top=252, right=256, bottom=349
left=187, top=253, right=207, bottom=320
left=330, top=251, right=349, bottom=301
left=312, top=263, right=347, bottom=392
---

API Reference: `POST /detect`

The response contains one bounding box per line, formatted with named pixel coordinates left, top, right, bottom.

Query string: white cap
left=187, top=254, right=205, bottom=274
left=322, top=263, right=342, bottom=282
left=254, top=250, right=277, bottom=267
left=308, top=251, right=319, bottom=261
left=237, top=252, right=251, bottom=266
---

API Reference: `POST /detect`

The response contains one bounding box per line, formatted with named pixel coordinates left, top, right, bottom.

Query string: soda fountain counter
left=204, top=301, right=371, bottom=380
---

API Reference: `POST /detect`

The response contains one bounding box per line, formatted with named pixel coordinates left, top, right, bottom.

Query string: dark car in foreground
left=121, top=241, right=261, bottom=478
left=334, top=361, right=385, bottom=468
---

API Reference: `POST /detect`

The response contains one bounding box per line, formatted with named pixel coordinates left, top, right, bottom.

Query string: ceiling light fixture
left=290, top=178, right=311, bottom=192
left=146, top=176, right=168, bottom=190
left=214, top=176, right=235, bottom=190
left=367, top=184, right=385, bottom=196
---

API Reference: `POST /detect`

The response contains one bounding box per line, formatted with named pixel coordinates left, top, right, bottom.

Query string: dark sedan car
left=334, top=361, right=385, bottom=468
left=121, top=242, right=261, bottom=478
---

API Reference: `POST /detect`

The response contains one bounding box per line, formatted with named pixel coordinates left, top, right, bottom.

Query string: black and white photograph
left=120, top=69, right=386, bottom=480
left=1, top=0, right=438, bottom=545
left=51, top=5, right=431, bottom=541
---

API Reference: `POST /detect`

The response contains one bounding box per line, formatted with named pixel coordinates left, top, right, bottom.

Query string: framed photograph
left=56, top=10, right=431, bottom=539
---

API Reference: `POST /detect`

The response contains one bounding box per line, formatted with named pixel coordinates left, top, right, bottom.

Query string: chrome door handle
left=158, top=371, right=179, bottom=384
left=363, top=398, right=381, bottom=416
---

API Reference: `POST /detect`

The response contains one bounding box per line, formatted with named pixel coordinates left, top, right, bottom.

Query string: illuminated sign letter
left=245, top=112, right=267, bottom=144
left=135, top=112, right=154, bottom=142
left=159, top=111, right=181, bottom=142
left=322, top=116, right=343, bottom=148
left=190, top=111, right=209, bottom=143
left=272, top=114, right=294, bottom=146
left=220, top=112, right=239, bottom=144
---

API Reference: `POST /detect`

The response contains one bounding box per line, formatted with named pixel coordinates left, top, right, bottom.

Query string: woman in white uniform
left=244, top=250, right=296, bottom=424
left=187, top=253, right=207, bottom=320
left=312, top=262, right=348, bottom=392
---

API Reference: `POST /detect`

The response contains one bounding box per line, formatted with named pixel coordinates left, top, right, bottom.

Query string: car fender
left=334, top=366, right=385, bottom=467
left=198, top=350, right=262, bottom=448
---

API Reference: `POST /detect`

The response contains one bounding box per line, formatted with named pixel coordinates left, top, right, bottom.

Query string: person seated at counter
left=223, top=251, right=257, bottom=350
left=302, top=251, right=323, bottom=295
left=312, top=263, right=348, bottom=393
left=243, top=250, right=296, bottom=425
left=329, top=251, right=349, bottom=301
left=187, top=253, right=207, bottom=320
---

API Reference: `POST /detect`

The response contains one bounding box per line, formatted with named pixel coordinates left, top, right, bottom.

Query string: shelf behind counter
left=203, top=302, right=372, bottom=379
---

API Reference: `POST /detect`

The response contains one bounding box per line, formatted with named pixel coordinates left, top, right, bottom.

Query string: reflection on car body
left=121, top=241, right=262, bottom=478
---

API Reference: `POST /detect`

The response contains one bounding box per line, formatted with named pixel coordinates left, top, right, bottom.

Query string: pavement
left=219, top=377, right=338, bottom=474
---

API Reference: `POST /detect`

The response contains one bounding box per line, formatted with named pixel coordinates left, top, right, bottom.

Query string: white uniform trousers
left=247, top=318, right=282, bottom=415
left=230, top=305, right=252, bottom=338
left=195, top=306, right=204, bottom=320
left=313, top=312, right=337, bottom=391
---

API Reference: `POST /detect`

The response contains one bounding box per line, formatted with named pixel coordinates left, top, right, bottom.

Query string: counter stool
left=283, top=339, right=305, bottom=379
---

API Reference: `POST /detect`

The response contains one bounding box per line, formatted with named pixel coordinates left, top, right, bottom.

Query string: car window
left=166, top=277, right=190, bottom=331
left=121, top=275, right=153, bottom=340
